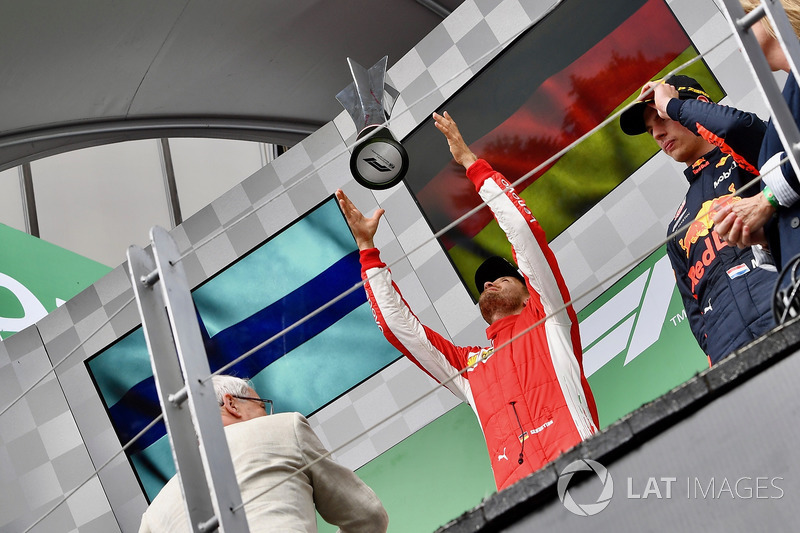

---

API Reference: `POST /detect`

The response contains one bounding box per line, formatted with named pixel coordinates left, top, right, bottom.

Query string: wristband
left=763, top=185, right=780, bottom=209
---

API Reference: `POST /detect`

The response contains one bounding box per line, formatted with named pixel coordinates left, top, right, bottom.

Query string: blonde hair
left=741, top=0, right=800, bottom=39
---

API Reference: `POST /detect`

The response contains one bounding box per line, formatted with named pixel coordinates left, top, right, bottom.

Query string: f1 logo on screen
left=580, top=254, right=675, bottom=377
left=577, top=247, right=707, bottom=427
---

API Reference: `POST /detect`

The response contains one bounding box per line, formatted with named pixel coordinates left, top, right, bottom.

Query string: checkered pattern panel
left=0, top=326, right=119, bottom=532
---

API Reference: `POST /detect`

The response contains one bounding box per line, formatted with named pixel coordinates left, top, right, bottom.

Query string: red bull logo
left=691, top=157, right=710, bottom=175
left=679, top=194, right=739, bottom=258
left=687, top=232, right=728, bottom=292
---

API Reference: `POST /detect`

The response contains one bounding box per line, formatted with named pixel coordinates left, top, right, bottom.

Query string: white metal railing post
left=128, top=227, right=250, bottom=533
left=718, top=0, right=800, bottom=180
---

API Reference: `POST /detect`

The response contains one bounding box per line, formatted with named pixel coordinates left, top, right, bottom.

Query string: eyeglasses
left=232, top=395, right=274, bottom=415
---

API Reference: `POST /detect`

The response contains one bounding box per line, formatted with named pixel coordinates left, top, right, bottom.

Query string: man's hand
left=638, top=80, right=679, bottom=120
left=433, top=111, right=478, bottom=170
left=336, top=189, right=384, bottom=251
left=712, top=194, right=774, bottom=248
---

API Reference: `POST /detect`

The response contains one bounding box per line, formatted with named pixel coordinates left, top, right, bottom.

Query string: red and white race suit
left=360, top=159, right=599, bottom=490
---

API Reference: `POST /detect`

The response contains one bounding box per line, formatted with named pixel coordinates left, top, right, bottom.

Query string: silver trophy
left=336, top=56, right=409, bottom=190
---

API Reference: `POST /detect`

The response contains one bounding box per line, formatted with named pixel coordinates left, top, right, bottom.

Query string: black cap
left=619, top=75, right=711, bottom=136
left=474, top=256, right=524, bottom=294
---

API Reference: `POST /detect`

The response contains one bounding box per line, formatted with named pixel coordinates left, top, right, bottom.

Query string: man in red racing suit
left=336, top=111, right=598, bottom=491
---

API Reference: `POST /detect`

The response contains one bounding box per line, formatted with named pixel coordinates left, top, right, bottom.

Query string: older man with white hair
left=139, top=375, right=388, bottom=533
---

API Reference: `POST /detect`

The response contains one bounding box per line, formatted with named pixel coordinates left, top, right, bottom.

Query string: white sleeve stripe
left=478, top=178, right=572, bottom=325
left=545, top=322, right=598, bottom=438
left=365, top=266, right=473, bottom=403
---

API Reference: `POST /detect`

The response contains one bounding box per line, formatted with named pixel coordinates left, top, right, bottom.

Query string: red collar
left=485, top=313, right=518, bottom=340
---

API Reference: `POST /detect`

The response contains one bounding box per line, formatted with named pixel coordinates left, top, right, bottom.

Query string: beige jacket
left=138, top=412, right=388, bottom=532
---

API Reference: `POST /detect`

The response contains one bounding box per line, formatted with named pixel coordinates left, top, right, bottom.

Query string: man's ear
left=697, top=95, right=711, bottom=103
left=222, top=394, right=242, bottom=418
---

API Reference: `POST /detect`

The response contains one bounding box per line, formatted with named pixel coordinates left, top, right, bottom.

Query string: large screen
left=86, top=196, right=400, bottom=499
left=401, top=0, right=724, bottom=299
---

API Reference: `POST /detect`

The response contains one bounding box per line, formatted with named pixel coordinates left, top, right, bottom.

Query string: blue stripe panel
left=130, top=435, right=175, bottom=501
left=132, top=306, right=402, bottom=501
left=87, top=197, right=402, bottom=499
left=89, top=200, right=358, bottom=408
left=105, top=250, right=366, bottom=451
left=192, top=199, right=356, bottom=336
left=87, top=328, right=152, bottom=407
left=203, top=251, right=366, bottom=376
left=250, top=304, right=399, bottom=415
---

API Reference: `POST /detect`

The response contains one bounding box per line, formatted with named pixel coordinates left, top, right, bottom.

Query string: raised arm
left=433, top=111, right=478, bottom=170
left=666, top=97, right=766, bottom=169
left=336, top=187, right=477, bottom=402
left=336, top=189, right=384, bottom=250
left=433, top=111, right=575, bottom=324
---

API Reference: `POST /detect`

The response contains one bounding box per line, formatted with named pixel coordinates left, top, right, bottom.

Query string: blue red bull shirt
left=665, top=98, right=776, bottom=364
